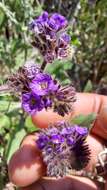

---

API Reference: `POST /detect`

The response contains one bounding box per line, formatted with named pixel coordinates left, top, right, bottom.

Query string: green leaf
left=0, top=8, right=5, bottom=27
left=25, top=116, right=39, bottom=133
left=0, top=100, right=20, bottom=112
left=71, top=113, right=97, bottom=128
left=6, top=125, right=27, bottom=163
left=84, top=80, right=93, bottom=92
left=71, top=36, right=81, bottom=46
left=0, top=2, right=18, bottom=25
left=0, top=114, right=10, bottom=129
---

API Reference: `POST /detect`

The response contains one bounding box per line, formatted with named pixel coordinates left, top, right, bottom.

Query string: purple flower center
left=30, top=97, right=37, bottom=108
left=22, top=92, right=44, bottom=115
left=29, top=73, right=59, bottom=96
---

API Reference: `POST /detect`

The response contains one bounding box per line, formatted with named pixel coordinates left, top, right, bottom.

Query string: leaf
left=0, top=100, right=20, bottom=113
left=71, top=113, right=97, bottom=128
left=0, top=2, right=18, bottom=25
left=84, top=80, right=93, bottom=92
left=0, top=114, right=10, bottom=129
left=71, top=36, right=81, bottom=46
left=0, top=8, right=5, bottom=27
left=25, top=116, right=39, bottom=133
left=6, top=124, right=27, bottom=163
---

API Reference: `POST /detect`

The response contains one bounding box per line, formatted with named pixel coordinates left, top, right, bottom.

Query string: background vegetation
left=0, top=0, right=107, bottom=189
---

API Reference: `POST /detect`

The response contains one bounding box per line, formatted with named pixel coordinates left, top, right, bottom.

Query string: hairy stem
left=0, top=84, right=10, bottom=93
left=41, top=60, right=47, bottom=71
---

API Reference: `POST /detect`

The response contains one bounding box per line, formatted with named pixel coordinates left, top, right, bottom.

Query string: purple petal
left=51, top=13, right=68, bottom=30
left=46, top=146, right=53, bottom=153
left=22, top=92, right=44, bottom=114
left=67, top=137, right=74, bottom=146
left=39, top=11, right=49, bottom=22
left=57, top=48, right=67, bottom=59
left=75, top=125, right=88, bottom=136
left=30, top=73, right=59, bottom=95
left=47, top=18, right=59, bottom=31
left=58, top=33, right=71, bottom=47
left=51, top=134, right=64, bottom=144
left=36, top=135, right=49, bottom=149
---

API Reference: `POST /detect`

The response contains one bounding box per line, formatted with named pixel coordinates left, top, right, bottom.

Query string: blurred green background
left=0, top=0, right=107, bottom=189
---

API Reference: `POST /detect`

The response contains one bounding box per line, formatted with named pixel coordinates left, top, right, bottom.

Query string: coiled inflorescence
left=29, top=12, right=73, bottom=64
left=8, top=63, right=76, bottom=116
left=36, top=121, right=91, bottom=177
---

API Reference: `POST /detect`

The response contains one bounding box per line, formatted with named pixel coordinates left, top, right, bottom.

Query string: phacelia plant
left=0, top=12, right=91, bottom=179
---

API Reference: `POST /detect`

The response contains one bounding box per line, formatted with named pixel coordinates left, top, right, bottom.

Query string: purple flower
left=29, top=12, right=49, bottom=33
left=57, top=48, right=68, bottom=59
left=51, top=134, right=64, bottom=144
left=49, top=13, right=68, bottom=31
left=29, top=12, right=72, bottom=64
left=44, top=51, right=56, bottom=63
left=29, top=73, right=76, bottom=116
left=58, top=33, right=71, bottom=47
left=39, top=11, right=49, bottom=22
left=22, top=92, right=44, bottom=115
left=66, top=137, right=74, bottom=146
left=8, top=62, right=41, bottom=93
left=74, top=125, right=88, bottom=136
left=36, top=122, right=90, bottom=177
left=36, top=135, right=49, bottom=149
left=24, top=61, right=41, bottom=79
left=8, top=64, right=76, bottom=116
left=47, top=18, right=59, bottom=31
left=30, top=73, right=59, bottom=96
left=43, top=97, right=52, bottom=108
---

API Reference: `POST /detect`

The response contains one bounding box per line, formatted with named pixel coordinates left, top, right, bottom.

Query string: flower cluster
left=5, top=13, right=76, bottom=116
left=29, top=12, right=73, bottom=64
left=8, top=63, right=76, bottom=116
left=36, top=121, right=90, bottom=177
left=22, top=72, right=76, bottom=116
left=8, top=61, right=40, bottom=94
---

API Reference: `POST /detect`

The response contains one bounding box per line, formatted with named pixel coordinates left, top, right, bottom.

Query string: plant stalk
left=0, top=84, right=10, bottom=93
left=41, top=60, right=47, bottom=71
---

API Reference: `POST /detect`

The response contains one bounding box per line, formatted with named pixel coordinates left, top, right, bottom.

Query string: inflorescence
left=36, top=121, right=91, bottom=177
left=29, top=12, right=73, bottom=65
left=2, top=12, right=76, bottom=116
left=0, top=12, right=76, bottom=116
left=8, top=62, right=76, bottom=116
